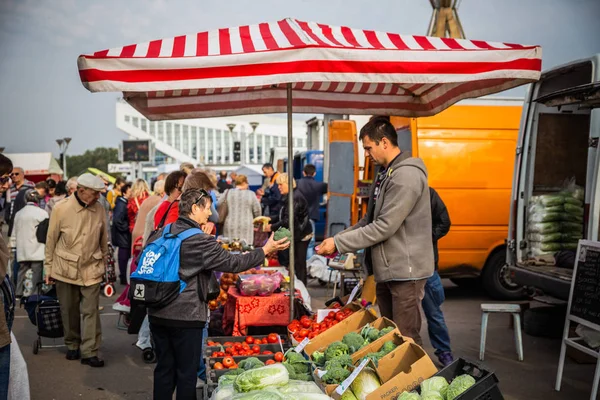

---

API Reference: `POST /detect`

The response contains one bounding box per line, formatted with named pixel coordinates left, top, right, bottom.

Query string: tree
left=66, top=147, right=120, bottom=178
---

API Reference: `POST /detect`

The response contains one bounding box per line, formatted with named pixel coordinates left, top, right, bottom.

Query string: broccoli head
left=324, top=354, right=353, bottom=371
left=323, top=366, right=351, bottom=384
left=343, top=332, right=367, bottom=353
left=360, top=325, right=380, bottom=343
left=312, top=351, right=325, bottom=366
left=284, top=351, right=310, bottom=374
left=380, top=341, right=397, bottom=355
left=274, top=227, right=292, bottom=242
left=325, top=342, right=349, bottom=361
left=293, top=373, right=313, bottom=381
left=360, top=351, right=385, bottom=367
left=378, top=327, right=394, bottom=338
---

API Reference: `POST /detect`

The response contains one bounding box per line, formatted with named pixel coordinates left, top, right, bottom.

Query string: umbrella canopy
left=78, top=18, right=541, bottom=120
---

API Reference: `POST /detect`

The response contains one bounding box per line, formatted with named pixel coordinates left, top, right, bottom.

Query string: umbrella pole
left=286, top=83, right=295, bottom=321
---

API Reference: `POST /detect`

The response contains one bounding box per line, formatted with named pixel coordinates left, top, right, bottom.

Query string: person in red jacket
left=127, top=179, right=150, bottom=232
left=154, top=172, right=186, bottom=229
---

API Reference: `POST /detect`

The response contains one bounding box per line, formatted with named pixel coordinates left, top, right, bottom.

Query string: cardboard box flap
left=366, top=342, right=438, bottom=400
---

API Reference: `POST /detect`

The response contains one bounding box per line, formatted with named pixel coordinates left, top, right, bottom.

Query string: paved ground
left=12, top=280, right=600, bottom=400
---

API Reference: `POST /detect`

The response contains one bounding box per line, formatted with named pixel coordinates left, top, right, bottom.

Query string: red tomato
left=207, top=341, right=216, bottom=346
left=301, top=319, right=312, bottom=329
left=308, top=331, right=318, bottom=339
left=274, top=352, right=284, bottom=362
left=252, top=338, right=262, bottom=345
left=262, top=350, right=273, bottom=355
left=234, top=343, right=243, bottom=351
left=298, top=329, right=310, bottom=339
left=225, top=347, right=234, bottom=355
left=328, top=311, right=336, bottom=319
left=217, top=351, right=225, bottom=357
left=265, top=359, right=276, bottom=365
left=332, top=321, right=338, bottom=326
left=223, top=357, right=235, bottom=368
left=245, top=336, right=254, bottom=344
left=311, top=323, right=321, bottom=331
left=211, top=351, right=219, bottom=357
left=242, top=343, right=250, bottom=350
left=224, top=342, right=234, bottom=347
left=267, top=333, right=278, bottom=343
left=214, top=362, right=224, bottom=370
left=335, top=312, right=345, bottom=322
left=252, top=345, right=260, bottom=354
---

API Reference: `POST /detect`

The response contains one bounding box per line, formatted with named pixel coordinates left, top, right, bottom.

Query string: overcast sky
left=0, top=0, right=599, bottom=156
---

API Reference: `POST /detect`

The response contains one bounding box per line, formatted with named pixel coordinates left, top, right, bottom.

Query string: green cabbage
left=445, top=374, right=476, bottom=400
left=420, top=376, right=449, bottom=393
left=277, top=381, right=323, bottom=394
left=340, top=389, right=359, bottom=400
left=213, top=385, right=235, bottom=400
left=420, top=391, right=443, bottom=400
left=234, top=364, right=290, bottom=393
left=274, top=227, right=292, bottom=242
left=232, top=389, right=284, bottom=400
left=397, top=392, right=421, bottom=400
left=349, top=368, right=381, bottom=400
left=280, top=394, right=331, bottom=400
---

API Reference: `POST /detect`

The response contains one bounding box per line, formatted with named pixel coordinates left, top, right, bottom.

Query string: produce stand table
left=223, top=287, right=292, bottom=335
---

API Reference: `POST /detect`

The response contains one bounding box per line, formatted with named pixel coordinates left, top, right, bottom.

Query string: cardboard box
left=324, top=360, right=382, bottom=400
left=304, top=308, right=378, bottom=356
left=367, top=342, right=438, bottom=400
left=351, top=332, right=412, bottom=364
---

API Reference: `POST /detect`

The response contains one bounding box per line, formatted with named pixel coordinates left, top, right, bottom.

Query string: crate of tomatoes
left=204, top=334, right=287, bottom=358
left=209, top=351, right=287, bottom=382
left=288, top=308, right=355, bottom=345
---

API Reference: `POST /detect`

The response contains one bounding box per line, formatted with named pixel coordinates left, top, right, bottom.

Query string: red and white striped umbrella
left=78, top=18, right=541, bottom=120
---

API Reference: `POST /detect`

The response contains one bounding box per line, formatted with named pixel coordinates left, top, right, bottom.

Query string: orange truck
left=386, top=98, right=524, bottom=299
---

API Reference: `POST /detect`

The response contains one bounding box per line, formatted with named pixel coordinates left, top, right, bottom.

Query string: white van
left=507, top=54, right=600, bottom=300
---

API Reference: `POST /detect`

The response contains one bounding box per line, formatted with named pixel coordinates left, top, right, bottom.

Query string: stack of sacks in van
left=527, top=184, right=584, bottom=257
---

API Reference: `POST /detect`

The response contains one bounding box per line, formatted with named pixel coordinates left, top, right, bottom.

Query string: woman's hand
left=202, top=222, right=215, bottom=234
left=262, top=233, right=290, bottom=255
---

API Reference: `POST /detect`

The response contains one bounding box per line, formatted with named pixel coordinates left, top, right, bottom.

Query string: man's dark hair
left=115, top=177, right=126, bottom=187
left=121, top=183, right=132, bottom=196
left=35, top=181, right=48, bottom=190
left=262, top=163, right=274, bottom=170
left=54, top=181, right=68, bottom=196
left=303, top=164, right=316, bottom=177
left=359, top=116, right=398, bottom=147
left=0, top=154, right=13, bottom=176
left=165, top=171, right=187, bottom=195
left=25, top=189, right=41, bottom=204
left=46, top=178, right=57, bottom=189
left=219, top=170, right=228, bottom=179
left=179, top=189, right=212, bottom=216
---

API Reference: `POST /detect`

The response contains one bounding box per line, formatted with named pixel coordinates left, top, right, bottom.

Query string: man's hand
left=264, top=224, right=272, bottom=233
left=316, top=237, right=337, bottom=256
left=202, top=222, right=215, bottom=235
left=44, top=274, right=54, bottom=285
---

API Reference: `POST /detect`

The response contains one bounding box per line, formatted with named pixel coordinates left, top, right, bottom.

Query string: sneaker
left=81, top=356, right=105, bottom=368
left=438, top=352, right=454, bottom=367
left=66, top=349, right=81, bottom=360
left=112, top=302, right=130, bottom=313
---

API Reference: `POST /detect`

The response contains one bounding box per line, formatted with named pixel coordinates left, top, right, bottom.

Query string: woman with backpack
left=140, top=188, right=289, bottom=400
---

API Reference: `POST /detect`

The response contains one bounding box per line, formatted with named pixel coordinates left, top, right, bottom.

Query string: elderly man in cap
left=44, top=173, right=108, bottom=368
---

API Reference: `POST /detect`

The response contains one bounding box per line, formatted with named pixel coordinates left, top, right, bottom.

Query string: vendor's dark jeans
left=150, top=323, right=203, bottom=400
left=422, top=271, right=452, bottom=354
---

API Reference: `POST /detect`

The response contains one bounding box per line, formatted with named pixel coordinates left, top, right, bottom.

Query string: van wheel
left=482, top=250, right=525, bottom=300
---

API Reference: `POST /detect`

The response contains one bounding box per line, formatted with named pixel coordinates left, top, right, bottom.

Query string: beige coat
left=45, top=195, right=108, bottom=286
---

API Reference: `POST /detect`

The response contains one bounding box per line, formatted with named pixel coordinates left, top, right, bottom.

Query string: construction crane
left=427, top=0, right=466, bottom=38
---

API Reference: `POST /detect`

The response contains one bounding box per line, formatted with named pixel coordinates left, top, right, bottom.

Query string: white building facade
left=116, top=99, right=308, bottom=166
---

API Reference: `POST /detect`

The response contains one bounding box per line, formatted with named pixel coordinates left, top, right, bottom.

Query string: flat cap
left=77, top=173, right=105, bottom=191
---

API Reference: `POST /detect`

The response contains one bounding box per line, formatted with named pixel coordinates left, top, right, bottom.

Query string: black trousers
left=118, top=247, right=130, bottom=284
left=150, top=323, right=203, bottom=400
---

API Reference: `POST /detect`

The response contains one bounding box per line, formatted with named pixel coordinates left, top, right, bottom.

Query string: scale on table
left=328, top=252, right=357, bottom=269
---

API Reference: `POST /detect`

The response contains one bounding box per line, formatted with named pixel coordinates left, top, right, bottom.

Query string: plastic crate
left=424, top=358, right=503, bottom=400
left=205, top=335, right=289, bottom=346
left=205, top=343, right=286, bottom=358
left=207, top=354, right=277, bottom=367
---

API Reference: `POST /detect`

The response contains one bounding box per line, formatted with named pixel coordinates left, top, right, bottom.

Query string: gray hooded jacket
left=334, top=152, right=434, bottom=282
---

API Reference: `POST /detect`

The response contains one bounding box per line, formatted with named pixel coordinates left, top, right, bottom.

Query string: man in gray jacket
left=318, top=116, right=434, bottom=345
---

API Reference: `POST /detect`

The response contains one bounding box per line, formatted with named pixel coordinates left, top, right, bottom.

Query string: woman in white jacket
left=13, top=190, right=48, bottom=298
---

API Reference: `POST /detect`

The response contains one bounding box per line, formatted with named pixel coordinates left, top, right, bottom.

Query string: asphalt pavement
left=12, top=280, right=600, bottom=400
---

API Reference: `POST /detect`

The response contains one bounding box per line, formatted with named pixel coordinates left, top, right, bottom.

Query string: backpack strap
left=175, top=227, right=203, bottom=241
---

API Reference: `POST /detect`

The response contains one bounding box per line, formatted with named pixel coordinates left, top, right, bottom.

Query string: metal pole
left=286, top=83, right=295, bottom=321
left=62, top=146, right=68, bottom=179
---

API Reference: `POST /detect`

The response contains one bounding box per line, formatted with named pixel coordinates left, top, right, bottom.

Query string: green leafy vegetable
left=232, top=389, right=284, bottom=400
left=340, top=389, right=359, bottom=400
left=378, top=327, right=394, bottom=338
left=349, top=367, right=381, bottom=400
left=284, top=351, right=311, bottom=374
left=324, top=354, right=353, bottom=371
left=280, top=394, right=331, bottom=400
left=343, top=332, right=368, bottom=353
left=277, top=380, right=323, bottom=394
left=233, top=364, right=290, bottom=393
left=274, top=227, right=292, bottom=242
left=445, top=374, right=476, bottom=400
left=213, top=385, right=235, bottom=400
left=420, top=391, right=443, bottom=400
left=420, top=376, right=449, bottom=394
left=322, top=366, right=351, bottom=384
left=311, top=351, right=325, bottom=367
left=325, top=342, right=349, bottom=361
left=238, top=357, right=265, bottom=371
left=380, top=341, right=397, bottom=355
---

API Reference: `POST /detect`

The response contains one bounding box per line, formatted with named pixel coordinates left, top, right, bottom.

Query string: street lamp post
left=249, top=122, right=259, bottom=164
left=56, top=137, right=72, bottom=179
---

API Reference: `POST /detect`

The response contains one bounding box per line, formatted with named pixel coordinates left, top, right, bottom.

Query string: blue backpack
left=129, top=224, right=202, bottom=309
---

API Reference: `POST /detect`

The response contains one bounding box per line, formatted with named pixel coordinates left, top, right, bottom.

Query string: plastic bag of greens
left=528, top=211, right=563, bottom=223
left=232, top=389, right=285, bottom=400
left=561, top=212, right=584, bottom=223
left=530, top=241, right=562, bottom=252
left=560, top=177, right=585, bottom=202
left=564, top=203, right=584, bottom=216
left=562, top=242, right=579, bottom=250
left=212, top=385, right=235, bottom=400
left=280, top=394, right=331, bottom=400
left=528, top=232, right=562, bottom=243
left=561, top=222, right=584, bottom=233
left=528, top=203, right=563, bottom=215
left=530, top=194, right=565, bottom=207
left=528, top=222, right=561, bottom=234
left=562, top=232, right=583, bottom=241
